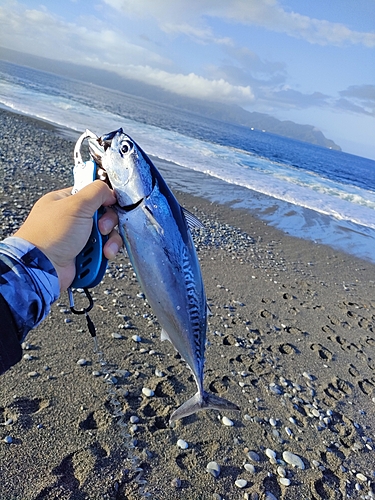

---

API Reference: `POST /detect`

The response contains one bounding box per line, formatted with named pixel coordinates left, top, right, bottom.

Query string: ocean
left=1, top=60, right=375, bottom=263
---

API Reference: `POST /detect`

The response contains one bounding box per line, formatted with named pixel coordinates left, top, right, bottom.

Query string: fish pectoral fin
left=169, top=390, right=240, bottom=423
left=142, top=205, right=164, bottom=235
left=181, top=207, right=205, bottom=230
left=160, top=329, right=171, bottom=342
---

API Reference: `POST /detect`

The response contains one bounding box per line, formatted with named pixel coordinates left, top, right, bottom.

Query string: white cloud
left=105, top=64, right=255, bottom=103
left=0, top=2, right=253, bottom=105
left=162, top=23, right=233, bottom=46
left=103, top=0, right=375, bottom=47
left=0, top=3, right=169, bottom=66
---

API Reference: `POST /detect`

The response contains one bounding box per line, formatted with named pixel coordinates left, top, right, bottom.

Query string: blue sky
left=1, top=0, right=374, bottom=158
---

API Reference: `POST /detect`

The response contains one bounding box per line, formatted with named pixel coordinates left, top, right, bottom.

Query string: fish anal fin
left=160, top=329, right=171, bottom=342
left=207, top=303, right=213, bottom=316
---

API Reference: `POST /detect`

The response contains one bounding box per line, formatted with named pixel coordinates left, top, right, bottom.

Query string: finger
left=98, top=207, right=119, bottom=235
left=103, top=229, right=123, bottom=260
left=72, top=181, right=116, bottom=214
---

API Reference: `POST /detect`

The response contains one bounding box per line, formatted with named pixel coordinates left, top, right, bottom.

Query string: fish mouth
left=87, top=129, right=125, bottom=189
left=88, top=128, right=130, bottom=184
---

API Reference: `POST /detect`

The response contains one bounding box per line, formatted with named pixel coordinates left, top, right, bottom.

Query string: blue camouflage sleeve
left=0, top=236, right=60, bottom=342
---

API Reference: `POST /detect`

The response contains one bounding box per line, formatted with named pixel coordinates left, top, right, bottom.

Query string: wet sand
left=1, top=108, right=375, bottom=499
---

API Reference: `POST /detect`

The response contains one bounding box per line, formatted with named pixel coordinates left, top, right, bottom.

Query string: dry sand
left=1, top=109, right=375, bottom=499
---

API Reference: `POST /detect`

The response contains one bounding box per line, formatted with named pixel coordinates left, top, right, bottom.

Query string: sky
left=0, top=0, right=375, bottom=159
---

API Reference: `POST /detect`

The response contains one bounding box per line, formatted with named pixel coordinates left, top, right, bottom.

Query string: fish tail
left=169, top=391, right=240, bottom=423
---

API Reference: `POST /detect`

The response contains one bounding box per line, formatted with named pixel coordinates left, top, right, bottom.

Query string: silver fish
left=93, top=128, right=239, bottom=422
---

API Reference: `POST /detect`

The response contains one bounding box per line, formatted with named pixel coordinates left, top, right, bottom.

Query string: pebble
left=77, top=358, right=87, bottom=366
left=282, top=451, right=305, bottom=469
left=3, top=435, right=12, bottom=444
left=132, top=334, right=142, bottom=342
left=356, top=473, right=367, bottom=482
left=222, top=416, right=234, bottom=426
left=142, top=387, right=154, bottom=397
left=302, top=371, right=313, bottom=381
left=27, top=371, right=39, bottom=378
left=111, top=332, right=123, bottom=339
left=177, top=439, right=189, bottom=450
left=247, top=450, right=260, bottom=462
left=92, top=371, right=101, bottom=377
left=23, top=354, right=33, bottom=361
left=244, top=463, right=255, bottom=473
left=235, top=479, right=247, bottom=488
left=269, top=417, right=277, bottom=427
left=265, top=448, right=276, bottom=460
left=206, top=461, right=221, bottom=478
left=279, top=477, right=291, bottom=486
left=170, top=478, right=181, bottom=488
left=155, top=369, right=164, bottom=377
left=265, top=493, right=278, bottom=500
left=130, top=416, right=139, bottom=424
left=277, top=466, right=286, bottom=477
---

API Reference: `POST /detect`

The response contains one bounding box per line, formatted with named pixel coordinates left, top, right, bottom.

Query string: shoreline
left=2, top=105, right=375, bottom=265
left=1, top=108, right=375, bottom=499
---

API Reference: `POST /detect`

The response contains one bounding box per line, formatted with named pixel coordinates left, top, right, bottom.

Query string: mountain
left=0, top=47, right=341, bottom=150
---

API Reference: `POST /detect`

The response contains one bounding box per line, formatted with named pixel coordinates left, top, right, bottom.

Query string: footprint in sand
left=259, top=309, right=273, bottom=319
left=310, top=343, right=333, bottom=361
left=358, top=379, right=374, bottom=395
left=278, top=343, right=299, bottom=355
left=8, top=397, right=50, bottom=430
left=323, top=377, right=352, bottom=401
left=322, top=324, right=335, bottom=333
left=348, top=364, right=360, bottom=378
left=312, top=471, right=342, bottom=500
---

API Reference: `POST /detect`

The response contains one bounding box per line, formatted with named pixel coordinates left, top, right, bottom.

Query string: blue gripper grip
left=70, top=159, right=108, bottom=289
left=71, top=209, right=108, bottom=289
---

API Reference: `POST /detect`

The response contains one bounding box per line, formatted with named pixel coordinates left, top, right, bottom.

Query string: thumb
left=72, top=180, right=117, bottom=215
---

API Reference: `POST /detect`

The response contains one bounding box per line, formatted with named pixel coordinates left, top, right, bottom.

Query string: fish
left=92, top=128, right=240, bottom=422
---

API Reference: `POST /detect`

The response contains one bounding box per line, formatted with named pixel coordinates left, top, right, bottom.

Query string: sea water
left=1, top=60, right=375, bottom=263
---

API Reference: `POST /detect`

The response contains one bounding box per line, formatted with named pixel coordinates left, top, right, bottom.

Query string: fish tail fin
left=169, top=391, right=240, bottom=423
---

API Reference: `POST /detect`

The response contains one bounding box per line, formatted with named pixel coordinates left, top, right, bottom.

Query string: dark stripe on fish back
left=182, top=247, right=203, bottom=360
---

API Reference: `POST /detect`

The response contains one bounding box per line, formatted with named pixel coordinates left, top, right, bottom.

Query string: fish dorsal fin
left=181, top=207, right=205, bottom=230
left=161, top=329, right=171, bottom=342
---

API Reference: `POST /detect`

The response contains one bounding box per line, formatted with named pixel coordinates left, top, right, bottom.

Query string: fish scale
left=93, top=128, right=240, bottom=422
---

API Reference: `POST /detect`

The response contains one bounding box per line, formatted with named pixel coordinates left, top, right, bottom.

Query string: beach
left=1, top=108, right=375, bottom=499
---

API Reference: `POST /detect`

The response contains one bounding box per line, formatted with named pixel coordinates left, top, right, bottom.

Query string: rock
left=244, top=463, right=255, bottom=473
left=235, top=479, right=247, bottom=488
left=206, top=461, right=221, bottom=478
left=247, top=450, right=260, bottom=462
left=282, top=451, right=305, bottom=469
left=142, top=387, right=154, bottom=397
left=177, top=439, right=188, bottom=450
left=222, top=416, right=234, bottom=426
left=279, top=477, right=291, bottom=486
left=265, top=448, right=276, bottom=460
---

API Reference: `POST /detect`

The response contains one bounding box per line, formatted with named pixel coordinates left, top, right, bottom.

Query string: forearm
left=0, top=237, right=60, bottom=374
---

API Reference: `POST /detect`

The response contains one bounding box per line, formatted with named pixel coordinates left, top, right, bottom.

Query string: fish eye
left=120, top=141, right=132, bottom=155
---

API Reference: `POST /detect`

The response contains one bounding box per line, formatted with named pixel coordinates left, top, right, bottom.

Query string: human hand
left=14, top=180, right=122, bottom=291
